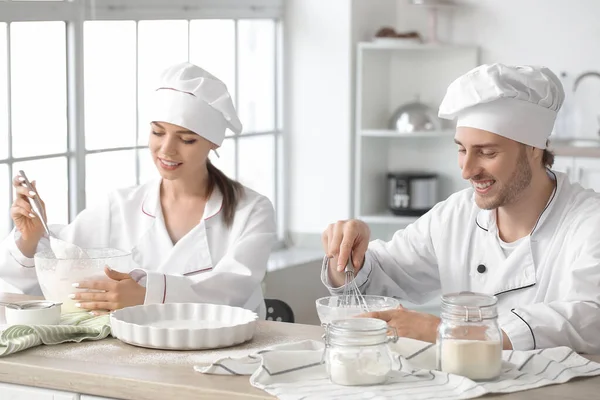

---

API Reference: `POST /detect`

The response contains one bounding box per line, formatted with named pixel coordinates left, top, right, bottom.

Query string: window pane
left=11, top=22, right=67, bottom=158
left=13, top=157, right=68, bottom=225
left=84, top=21, right=136, bottom=150
left=0, top=23, right=7, bottom=160
left=238, top=135, right=274, bottom=205
left=138, top=148, right=159, bottom=184
left=0, top=164, right=9, bottom=238
left=137, top=20, right=188, bottom=146
left=209, top=137, right=235, bottom=180
left=86, top=150, right=136, bottom=210
left=238, top=20, right=275, bottom=133
left=189, top=19, right=236, bottom=115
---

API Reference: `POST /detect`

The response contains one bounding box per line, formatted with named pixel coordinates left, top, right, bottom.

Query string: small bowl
left=4, top=301, right=62, bottom=326
left=316, top=295, right=400, bottom=324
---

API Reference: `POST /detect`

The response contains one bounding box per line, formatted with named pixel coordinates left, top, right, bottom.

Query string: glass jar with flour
left=323, top=318, right=398, bottom=386
left=436, top=292, right=503, bottom=380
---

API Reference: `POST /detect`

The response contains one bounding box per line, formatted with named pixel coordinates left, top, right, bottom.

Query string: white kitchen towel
left=195, top=339, right=600, bottom=400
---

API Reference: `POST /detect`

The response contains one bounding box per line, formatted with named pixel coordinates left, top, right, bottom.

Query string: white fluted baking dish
left=110, top=303, right=258, bottom=350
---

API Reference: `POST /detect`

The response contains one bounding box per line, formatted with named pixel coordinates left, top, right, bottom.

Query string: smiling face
left=148, top=121, right=215, bottom=181
left=455, top=127, right=534, bottom=210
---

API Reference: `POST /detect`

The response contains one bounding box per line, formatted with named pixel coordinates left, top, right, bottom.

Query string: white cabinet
left=551, top=156, right=574, bottom=176
left=553, top=156, right=600, bottom=192
left=574, top=158, right=600, bottom=192
left=354, top=41, right=478, bottom=240
left=0, top=382, right=79, bottom=400
left=0, top=382, right=120, bottom=400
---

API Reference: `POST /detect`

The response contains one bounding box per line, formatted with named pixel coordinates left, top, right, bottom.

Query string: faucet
left=573, top=71, right=600, bottom=137
left=573, top=71, right=600, bottom=92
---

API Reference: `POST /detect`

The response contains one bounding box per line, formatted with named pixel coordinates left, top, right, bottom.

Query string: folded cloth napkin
left=195, top=339, right=600, bottom=400
left=0, top=312, right=111, bottom=357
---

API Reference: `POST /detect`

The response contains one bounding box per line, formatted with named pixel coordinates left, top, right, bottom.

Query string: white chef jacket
left=0, top=178, right=276, bottom=318
left=323, top=170, right=600, bottom=353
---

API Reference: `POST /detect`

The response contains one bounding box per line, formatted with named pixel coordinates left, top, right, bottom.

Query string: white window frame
left=0, top=0, right=286, bottom=245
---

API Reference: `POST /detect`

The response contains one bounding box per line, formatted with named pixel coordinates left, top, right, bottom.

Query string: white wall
left=284, top=0, right=353, bottom=236
left=285, top=0, right=600, bottom=239
left=284, top=0, right=396, bottom=239
left=264, top=258, right=328, bottom=325
left=396, top=0, right=600, bottom=138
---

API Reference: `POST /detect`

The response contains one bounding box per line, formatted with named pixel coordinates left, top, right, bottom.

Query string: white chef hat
left=150, top=62, right=242, bottom=146
left=438, top=63, right=565, bottom=149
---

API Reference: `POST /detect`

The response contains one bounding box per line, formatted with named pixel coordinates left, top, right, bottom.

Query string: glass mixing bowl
left=316, top=295, right=400, bottom=325
left=34, top=248, right=134, bottom=313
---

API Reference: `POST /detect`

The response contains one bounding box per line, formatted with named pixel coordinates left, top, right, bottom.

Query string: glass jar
left=436, top=291, right=503, bottom=381
left=323, top=318, right=398, bottom=386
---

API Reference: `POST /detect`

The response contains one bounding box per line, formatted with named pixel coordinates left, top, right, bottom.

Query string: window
left=0, top=0, right=284, bottom=240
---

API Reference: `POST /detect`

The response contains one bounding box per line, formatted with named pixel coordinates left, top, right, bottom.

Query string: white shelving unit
left=354, top=41, right=479, bottom=240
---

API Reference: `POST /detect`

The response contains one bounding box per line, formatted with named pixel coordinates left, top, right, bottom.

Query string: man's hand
left=362, top=306, right=515, bottom=349
left=360, top=306, right=441, bottom=343
left=70, top=266, right=146, bottom=312
left=321, top=219, right=371, bottom=287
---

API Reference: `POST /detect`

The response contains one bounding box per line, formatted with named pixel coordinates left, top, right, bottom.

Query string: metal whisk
left=323, top=253, right=369, bottom=312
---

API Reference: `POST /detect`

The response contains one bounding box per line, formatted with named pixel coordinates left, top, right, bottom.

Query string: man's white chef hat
left=438, top=63, right=565, bottom=149
left=150, top=62, right=242, bottom=146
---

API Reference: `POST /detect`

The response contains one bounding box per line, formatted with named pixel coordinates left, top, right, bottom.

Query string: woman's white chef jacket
left=0, top=178, right=277, bottom=318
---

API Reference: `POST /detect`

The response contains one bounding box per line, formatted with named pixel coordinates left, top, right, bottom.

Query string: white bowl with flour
left=316, top=295, right=400, bottom=324
left=34, top=248, right=133, bottom=313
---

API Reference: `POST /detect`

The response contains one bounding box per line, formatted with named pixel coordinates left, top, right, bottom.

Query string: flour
left=37, top=265, right=108, bottom=313
left=30, top=323, right=311, bottom=366
left=439, top=339, right=502, bottom=380
left=328, top=349, right=390, bottom=386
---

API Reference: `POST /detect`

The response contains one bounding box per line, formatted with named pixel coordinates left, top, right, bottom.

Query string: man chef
left=321, top=63, right=600, bottom=353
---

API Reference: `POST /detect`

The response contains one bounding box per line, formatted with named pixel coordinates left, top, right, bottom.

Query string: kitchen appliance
left=387, top=172, right=438, bottom=216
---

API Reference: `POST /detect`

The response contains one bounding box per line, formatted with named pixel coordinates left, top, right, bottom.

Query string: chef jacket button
left=477, top=264, right=486, bottom=274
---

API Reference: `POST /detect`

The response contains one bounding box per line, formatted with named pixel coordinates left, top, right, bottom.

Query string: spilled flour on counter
left=31, top=323, right=311, bottom=367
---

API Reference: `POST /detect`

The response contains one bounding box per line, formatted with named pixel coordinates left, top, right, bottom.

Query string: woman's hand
left=11, top=175, right=46, bottom=241
left=11, top=175, right=47, bottom=257
left=70, top=267, right=146, bottom=311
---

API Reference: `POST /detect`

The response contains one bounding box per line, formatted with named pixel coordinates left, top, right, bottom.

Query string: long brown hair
left=206, top=159, right=244, bottom=227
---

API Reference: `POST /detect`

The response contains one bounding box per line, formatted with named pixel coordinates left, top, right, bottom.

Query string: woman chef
left=0, top=62, right=277, bottom=318
left=321, top=64, right=600, bottom=353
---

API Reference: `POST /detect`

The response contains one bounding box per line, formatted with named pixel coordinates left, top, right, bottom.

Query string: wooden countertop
left=1, top=293, right=600, bottom=400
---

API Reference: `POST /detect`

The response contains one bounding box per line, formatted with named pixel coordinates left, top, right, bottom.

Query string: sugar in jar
left=436, top=291, right=503, bottom=380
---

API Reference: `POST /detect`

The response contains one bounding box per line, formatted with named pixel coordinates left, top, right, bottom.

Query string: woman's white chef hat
left=150, top=62, right=242, bottom=146
left=438, top=63, right=565, bottom=149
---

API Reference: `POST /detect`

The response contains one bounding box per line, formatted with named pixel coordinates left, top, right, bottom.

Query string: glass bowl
left=316, top=295, right=400, bottom=324
left=34, top=248, right=133, bottom=313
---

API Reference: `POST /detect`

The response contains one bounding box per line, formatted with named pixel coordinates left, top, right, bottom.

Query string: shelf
left=360, top=129, right=455, bottom=138
left=360, top=213, right=420, bottom=225
left=549, top=138, right=600, bottom=158
left=358, top=41, right=477, bottom=52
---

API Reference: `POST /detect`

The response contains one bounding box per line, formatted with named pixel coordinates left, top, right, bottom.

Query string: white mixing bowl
left=34, top=248, right=133, bottom=313
left=316, top=295, right=400, bottom=324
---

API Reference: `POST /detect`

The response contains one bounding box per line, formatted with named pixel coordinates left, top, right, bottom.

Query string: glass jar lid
left=324, top=318, right=389, bottom=347
left=441, top=291, right=498, bottom=322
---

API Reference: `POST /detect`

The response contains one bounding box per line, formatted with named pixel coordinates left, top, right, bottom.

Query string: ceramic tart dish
left=110, top=303, right=259, bottom=350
